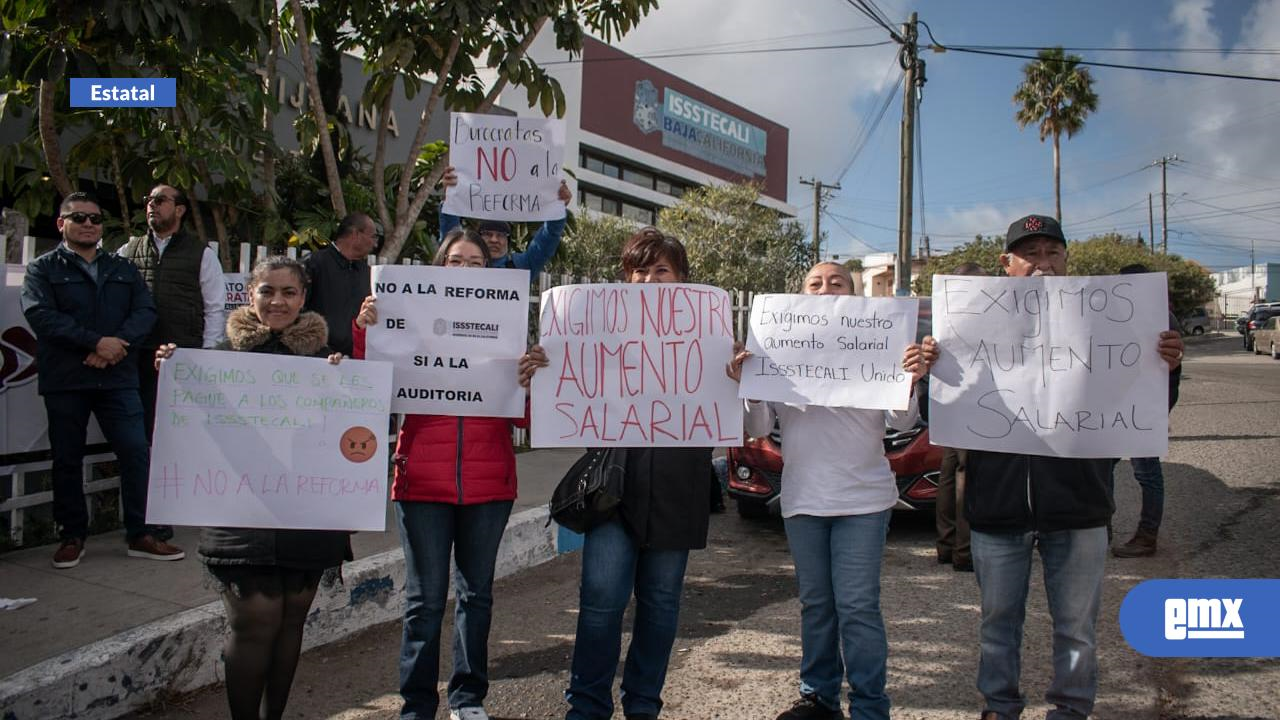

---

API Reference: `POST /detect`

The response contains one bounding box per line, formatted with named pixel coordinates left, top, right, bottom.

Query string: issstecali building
left=509, top=33, right=796, bottom=224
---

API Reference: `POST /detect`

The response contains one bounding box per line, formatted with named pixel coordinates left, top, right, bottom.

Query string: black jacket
left=21, top=245, right=156, bottom=394
left=965, top=451, right=1114, bottom=533
left=302, top=244, right=370, bottom=357
left=197, top=308, right=353, bottom=570
left=620, top=447, right=712, bottom=551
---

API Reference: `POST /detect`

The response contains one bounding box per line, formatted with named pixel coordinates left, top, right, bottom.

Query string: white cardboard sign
left=929, top=273, right=1170, bottom=458
left=367, top=265, right=528, bottom=417
left=531, top=283, right=743, bottom=447
left=145, top=349, right=394, bottom=531
left=443, top=112, right=567, bottom=222
left=740, top=294, right=918, bottom=410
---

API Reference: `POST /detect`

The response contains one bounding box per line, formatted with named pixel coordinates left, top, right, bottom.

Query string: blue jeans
left=44, top=388, right=165, bottom=542
left=1128, top=458, right=1164, bottom=531
left=784, top=510, right=892, bottom=720
left=396, top=500, right=513, bottom=719
left=566, top=518, right=690, bottom=720
left=971, top=527, right=1108, bottom=720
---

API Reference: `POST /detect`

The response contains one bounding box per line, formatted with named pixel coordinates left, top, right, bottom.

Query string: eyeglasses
left=145, top=195, right=174, bottom=206
left=61, top=212, right=104, bottom=225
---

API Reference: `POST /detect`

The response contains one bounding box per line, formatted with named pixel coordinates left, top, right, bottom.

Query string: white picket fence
left=1, top=236, right=754, bottom=548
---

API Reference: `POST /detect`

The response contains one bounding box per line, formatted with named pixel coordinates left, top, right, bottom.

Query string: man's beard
left=149, top=216, right=177, bottom=235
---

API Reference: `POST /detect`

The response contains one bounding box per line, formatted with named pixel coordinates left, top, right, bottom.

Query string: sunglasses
left=145, top=195, right=174, bottom=205
left=61, top=212, right=104, bottom=225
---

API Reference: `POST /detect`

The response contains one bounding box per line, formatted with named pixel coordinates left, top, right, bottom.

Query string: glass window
left=600, top=196, right=621, bottom=215
left=622, top=202, right=654, bottom=224
left=584, top=155, right=605, bottom=176
left=581, top=191, right=604, bottom=212
left=601, top=161, right=620, bottom=179
left=655, top=178, right=672, bottom=196
left=622, top=167, right=653, bottom=189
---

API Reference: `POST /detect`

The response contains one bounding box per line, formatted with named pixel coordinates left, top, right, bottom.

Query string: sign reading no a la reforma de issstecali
left=929, top=273, right=1171, bottom=459
left=443, top=112, right=566, bottom=222
left=365, top=265, right=530, bottom=418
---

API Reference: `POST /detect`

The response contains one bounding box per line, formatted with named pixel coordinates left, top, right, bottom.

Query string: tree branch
left=289, top=0, right=346, bottom=217
left=372, top=87, right=394, bottom=233
left=394, top=34, right=461, bottom=223
left=38, top=79, right=73, bottom=196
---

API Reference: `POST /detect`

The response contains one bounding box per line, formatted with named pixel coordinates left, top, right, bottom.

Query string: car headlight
left=735, top=465, right=752, bottom=480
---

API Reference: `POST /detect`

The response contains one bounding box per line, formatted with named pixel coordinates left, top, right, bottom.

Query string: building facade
left=1212, top=263, right=1280, bottom=317
left=508, top=33, right=796, bottom=224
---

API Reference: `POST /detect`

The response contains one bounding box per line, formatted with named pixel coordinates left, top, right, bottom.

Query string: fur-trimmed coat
left=198, top=306, right=354, bottom=570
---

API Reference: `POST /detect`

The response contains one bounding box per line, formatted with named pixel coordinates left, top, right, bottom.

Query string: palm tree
left=1013, top=47, right=1099, bottom=223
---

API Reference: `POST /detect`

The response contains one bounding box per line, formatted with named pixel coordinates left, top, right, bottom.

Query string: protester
left=352, top=228, right=527, bottom=720
left=726, top=261, right=937, bottom=720
left=961, top=214, right=1184, bottom=720
left=519, top=227, right=714, bottom=720
left=156, top=255, right=347, bottom=720
left=119, top=184, right=225, bottom=442
left=1110, top=262, right=1184, bottom=558
left=21, top=192, right=183, bottom=568
left=440, top=166, right=571, bottom=275
left=935, top=261, right=988, bottom=572
left=303, top=212, right=376, bottom=357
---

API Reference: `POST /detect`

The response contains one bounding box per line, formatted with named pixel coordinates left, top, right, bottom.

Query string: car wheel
left=1192, top=326, right=1205, bottom=336
left=735, top=498, right=770, bottom=519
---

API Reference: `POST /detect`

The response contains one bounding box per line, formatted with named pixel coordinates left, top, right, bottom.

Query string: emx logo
left=1165, top=598, right=1244, bottom=640
left=1121, top=580, right=1278, bottom=657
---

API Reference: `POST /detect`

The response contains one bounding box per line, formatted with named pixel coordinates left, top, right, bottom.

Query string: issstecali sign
left=633, top=80, right=767, bottom=177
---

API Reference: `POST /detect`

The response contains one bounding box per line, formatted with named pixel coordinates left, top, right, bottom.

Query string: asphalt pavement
left=123, top=334, right=1280, bottom=720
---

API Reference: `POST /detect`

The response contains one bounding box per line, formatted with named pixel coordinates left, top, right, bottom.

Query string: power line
left=935, top=45, right=1280, bottom=83
left=835, top=68, right=904, bottom=183
left=537, top=39, right=896, bottom=66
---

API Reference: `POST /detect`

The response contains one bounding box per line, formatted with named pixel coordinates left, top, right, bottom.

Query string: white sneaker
left=450, top=707, right=490, bottom=720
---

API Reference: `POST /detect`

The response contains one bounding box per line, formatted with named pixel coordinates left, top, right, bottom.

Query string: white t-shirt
left=744, top=395, right=919, bottom=518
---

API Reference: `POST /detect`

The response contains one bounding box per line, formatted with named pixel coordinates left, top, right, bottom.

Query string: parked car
left=1180, top=307, right=1210, bottom=335
left=1244, top=305, right=1280, bottom=351
left=726, top=418, right=944, bottom=518
left=1251, top=316, right=1280, bottom=359
left=1236, top=313, right=1249, bottom=335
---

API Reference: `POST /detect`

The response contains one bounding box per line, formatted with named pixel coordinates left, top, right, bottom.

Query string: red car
left=726, top=420, right=944, bottom=518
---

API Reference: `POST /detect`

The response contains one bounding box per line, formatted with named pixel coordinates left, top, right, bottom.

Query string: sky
left=600, top=0, right=1280, bottom=273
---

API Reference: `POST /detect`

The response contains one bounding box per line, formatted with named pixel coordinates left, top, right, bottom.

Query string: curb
left=0, top=506, right=562, bottom=720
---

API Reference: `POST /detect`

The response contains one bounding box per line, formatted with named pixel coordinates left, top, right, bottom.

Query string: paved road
left=131, top=335, right=1280, bottom=720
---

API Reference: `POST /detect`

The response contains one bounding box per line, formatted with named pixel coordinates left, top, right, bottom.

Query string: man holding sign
left=935, top=215, right=1184, bottom=720
left=440, top=112, right=571, bottom=276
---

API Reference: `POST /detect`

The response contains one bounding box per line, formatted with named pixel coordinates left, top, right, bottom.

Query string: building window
left=622, top=167, right=653, bottom=190
left=621, top=202, right=655, bottom=224
left=600, top=196, right=621, bottom=214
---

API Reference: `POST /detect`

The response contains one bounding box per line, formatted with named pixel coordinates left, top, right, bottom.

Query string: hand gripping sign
left=928, top=273, right=1170, bottom=459
left=531, top=283, right=743, bottom=447
left=145, top=349, right=393, bottom=531
left=366, top=265, right=530, bottom=417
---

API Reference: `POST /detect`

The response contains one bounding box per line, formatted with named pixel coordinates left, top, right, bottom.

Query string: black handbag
left=547, top=448, right=628, bottom=534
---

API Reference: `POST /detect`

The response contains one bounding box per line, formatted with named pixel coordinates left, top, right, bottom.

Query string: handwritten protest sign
left=531, top=283, right=743, bottom=447
left=741, top=294, right=918, bottom=409
left=145, top=349, right=393, bottom=531
left=443, top=112, right=566, bottom=222
left=929, top=273, right=1170, bottom=458
left=224, top=273, right=249, bottom=312
left=366, top=265, right=529, bottom=417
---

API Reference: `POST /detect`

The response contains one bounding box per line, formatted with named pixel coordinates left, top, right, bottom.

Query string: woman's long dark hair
left=433, top=228, right=491, bottom=267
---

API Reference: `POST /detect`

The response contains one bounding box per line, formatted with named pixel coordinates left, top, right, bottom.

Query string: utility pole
left=1152, top=155, right=1179, bottom=254
left=800, top=177, right=840, bottom=263
left=895, top=12, right=923, bottom=295
left=1148, top=193, right=1155, bottom=255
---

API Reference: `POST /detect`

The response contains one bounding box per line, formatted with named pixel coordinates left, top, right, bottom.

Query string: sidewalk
left=0, top=447, right=583, bottom=720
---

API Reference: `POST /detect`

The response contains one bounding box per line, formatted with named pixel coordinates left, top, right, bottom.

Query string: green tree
left=286, top=0, right=660, bottom=262
left=912, top=235, right=1005, bottom=295
left=658, top=182, right=811, bottom=292
left=1013, top=47, right=1099, bottom=223
left=1067, top=234, right=1215, bottom=318
left=546, top=210, right=634, bottom=280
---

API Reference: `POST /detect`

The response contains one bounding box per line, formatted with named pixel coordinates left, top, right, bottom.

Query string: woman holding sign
left=518, top=227, right=714, bottom=720
left=726, top=261, right=937, bottom=720
left=353, top=228, right=526, bottom=720
left=156, top=256, right=349, bottom=720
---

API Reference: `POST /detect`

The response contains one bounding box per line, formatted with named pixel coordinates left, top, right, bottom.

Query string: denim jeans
left=784, top=510, right=892, bottom=720
left=971, top=527, right=1108, bottom=720
left=44, top=388, right=163, bottom=541
left=1128, top=458, right=1164, bottom=531
left=396, top=500, right=513, bottom=719
left=565, top=518, right=690, bottom=720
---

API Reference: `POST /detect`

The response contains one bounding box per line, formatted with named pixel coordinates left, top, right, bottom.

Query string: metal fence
left=1, top=238, right=755, bottom=549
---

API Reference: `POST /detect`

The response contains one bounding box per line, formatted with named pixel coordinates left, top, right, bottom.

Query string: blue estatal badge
left=70, top=78, right=176, bottom=108
left=1119, top=579, right=1280, bottom=657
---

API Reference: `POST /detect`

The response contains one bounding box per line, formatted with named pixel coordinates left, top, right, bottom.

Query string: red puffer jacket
left=352, top=323, right=528, bottom=504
